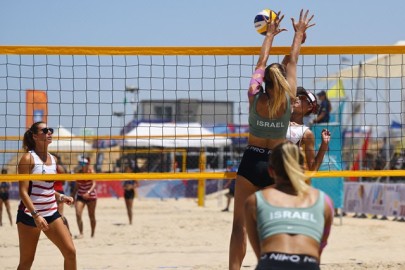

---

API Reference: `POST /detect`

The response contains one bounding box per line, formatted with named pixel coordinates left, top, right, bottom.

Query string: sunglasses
left=40, top=128, right=54, bottom=134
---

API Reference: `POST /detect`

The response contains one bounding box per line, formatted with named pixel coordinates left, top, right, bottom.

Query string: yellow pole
left=197, top=149, right=206, bottom=207
left=197, top=178, right=206, bottom=207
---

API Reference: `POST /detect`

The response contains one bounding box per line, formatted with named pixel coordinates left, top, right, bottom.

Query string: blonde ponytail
left=270, top=142, right=310, bottom=196
left=265, top=64, right=295, bottom=119
left=281, top=143, right=309, bottom=196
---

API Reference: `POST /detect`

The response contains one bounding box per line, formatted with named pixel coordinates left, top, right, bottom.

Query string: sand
left=1, top=194, right=405, bottom=270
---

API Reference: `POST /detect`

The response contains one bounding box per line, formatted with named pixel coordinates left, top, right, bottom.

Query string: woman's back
left=249, top=92, right=291, bottom=149
left=257, top=187, right=324, bottom=259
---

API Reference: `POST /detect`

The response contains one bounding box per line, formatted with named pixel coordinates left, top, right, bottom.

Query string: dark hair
left=317, top=91, right=332, bottom=112
left=1, top=168, right=7, bottom=174
left=297, top=87, right=319, bottom=115
left=23, top=121, right=45, bottom=151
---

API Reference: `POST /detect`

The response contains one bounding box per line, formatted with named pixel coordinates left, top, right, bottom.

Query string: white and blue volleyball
left=254, top=9, right=277, bottom=35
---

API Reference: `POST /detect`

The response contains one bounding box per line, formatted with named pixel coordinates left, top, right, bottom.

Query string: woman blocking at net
left=73, top=156, right=97, bottom=239
left=229, top=10, right=315, bottom=269
left=287, top=87, right=331, bottom=171
left=17, top=122, right=76, bottom=270
left=245, top=142, right=334, bottom=270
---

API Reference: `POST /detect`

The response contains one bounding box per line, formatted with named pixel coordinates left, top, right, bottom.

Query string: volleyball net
left=1, top=45, right=405, bottom=193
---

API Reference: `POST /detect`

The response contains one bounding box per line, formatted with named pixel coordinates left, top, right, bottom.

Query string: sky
left=1, top=0, right=405, bottom=47
left=1, top=0, right=405, bottom=166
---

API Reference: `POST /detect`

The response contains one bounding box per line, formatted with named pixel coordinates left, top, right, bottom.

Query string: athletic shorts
left=16, top=210, right=61, bottom=227
left=0, top=192, right=9, bottom=201
left=124, top=189, right=135, bottom=200
left=76, top=195, right=97, bottom=203
left=227, top=188, right=235, bottom=197
left=237, top=145, right=274, bottom=188
left=256, top=252, right=320, bottom=270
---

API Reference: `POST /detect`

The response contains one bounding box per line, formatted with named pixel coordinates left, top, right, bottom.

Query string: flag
left=26, top=90, right=48, bottom=129
left=327, top=80, right=346, bottom=123
left=327, top=79, right=345, bottom=100
left=349, top=129, right=372, bottom=181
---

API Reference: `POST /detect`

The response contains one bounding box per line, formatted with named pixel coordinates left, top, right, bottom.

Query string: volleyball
left=254, top=9, right=277, bottom=35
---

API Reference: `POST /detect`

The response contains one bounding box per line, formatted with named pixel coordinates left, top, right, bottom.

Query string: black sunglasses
left=40, top=128, right=54, bottom=134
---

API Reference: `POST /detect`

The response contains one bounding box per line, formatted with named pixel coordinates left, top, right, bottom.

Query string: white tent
left=48, top=125, right=92, bottom=151
left=322, top=41, right=405, bottom=80
left=124, top=122, right=231, bottom=148
left=318, top=41, right=405, bottom=127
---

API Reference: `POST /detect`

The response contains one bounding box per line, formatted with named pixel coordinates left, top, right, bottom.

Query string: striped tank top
left=76, top=180, right=97, bottom=200
left=18, top=151, right=58, bottom=217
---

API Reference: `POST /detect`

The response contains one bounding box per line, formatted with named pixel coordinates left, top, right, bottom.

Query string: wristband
left=59, top=194, right=65, bottom=202
left=248, top=68, right=265, bottom=96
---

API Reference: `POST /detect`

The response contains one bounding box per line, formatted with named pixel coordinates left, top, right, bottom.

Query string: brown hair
left=264, top=63, right=295, bottom=118
left=23, top=121, right=45, bottom=152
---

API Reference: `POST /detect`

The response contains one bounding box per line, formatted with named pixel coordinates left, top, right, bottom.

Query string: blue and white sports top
left=255, top=190, right=325, bottom=243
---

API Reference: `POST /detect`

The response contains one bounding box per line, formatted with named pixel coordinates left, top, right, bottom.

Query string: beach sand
left=1, top=194, right=405, bottom=270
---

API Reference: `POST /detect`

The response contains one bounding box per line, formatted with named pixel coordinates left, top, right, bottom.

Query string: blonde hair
left=270, top=142, right=310, bottom=196
left=265, top=64, right=295, bottom=119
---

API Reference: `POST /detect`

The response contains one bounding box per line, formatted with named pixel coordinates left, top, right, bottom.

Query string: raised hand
left=291, top=9, right=315, bottom=35
left=321, top=129, right=331, bottom=144
left=265, top=11, right=287, bottom=37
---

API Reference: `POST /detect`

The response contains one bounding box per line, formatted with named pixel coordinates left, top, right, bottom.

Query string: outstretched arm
left=286, top=9, right=315, bottom=97
left=256, top=11, right=286, bottom=71
left=249, top=11, right=286, bottom=98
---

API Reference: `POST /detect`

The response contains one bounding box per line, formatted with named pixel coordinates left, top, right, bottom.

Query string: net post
left=197, top=179, right=206, bottom=207
left=197, top=150, right=207, bottom=207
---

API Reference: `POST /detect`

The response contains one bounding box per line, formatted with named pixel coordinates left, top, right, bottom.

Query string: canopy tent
left=48, top=125, right=92, bottom=151
left=317, top=41, right=405, bottom=128
left=321, top=41, right=405, bottom=80
left=123, top=122, right=232, bottom=148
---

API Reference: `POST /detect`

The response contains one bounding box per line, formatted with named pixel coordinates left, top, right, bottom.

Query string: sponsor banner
left=343, top=182, right=370, bottom=213
left=137, top=179, right=225, bottom=199
left=344, top=182, right=405, bottom=218
left=95, top=181, right=123, bottom=198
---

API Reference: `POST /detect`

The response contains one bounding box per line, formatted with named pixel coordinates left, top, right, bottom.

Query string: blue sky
left=1, top=1, right=405, bottom=166
left=2, top=0, right=405, bottom=46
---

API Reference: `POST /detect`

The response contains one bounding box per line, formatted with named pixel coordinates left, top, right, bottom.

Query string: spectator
left=221, top=160, right=237, bottom=212
left=73, top=156, right=97, bottom=238
left=122, top=165, right=140, bottom=225
left=0, top=168, right=13, bottom=226
left=312, top=90, right=331, bottom=124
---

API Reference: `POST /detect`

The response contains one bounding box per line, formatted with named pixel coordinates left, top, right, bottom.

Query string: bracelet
left=59, top=194, right=65, bottom=202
